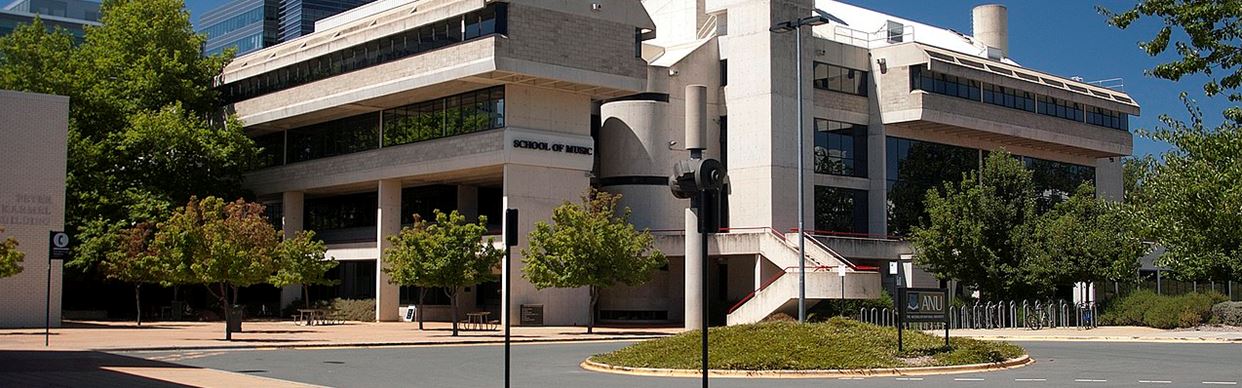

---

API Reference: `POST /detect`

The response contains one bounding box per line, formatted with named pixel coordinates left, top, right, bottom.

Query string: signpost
left=896, top=287, right=949, bottom=352
left=47, top=231, right=69, bottom=347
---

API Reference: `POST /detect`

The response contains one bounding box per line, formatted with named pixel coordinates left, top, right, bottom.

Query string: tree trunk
left=219, top=283, right=232, bottom=341
left=303, top=284, right=310, bottom=310
left=417, top=288, right=427, bottom=331
left=135, top=284, right=142, bottom=327
left=448, top=287, right=459, bottom=337
left=588, top=286, right=597, bottom=334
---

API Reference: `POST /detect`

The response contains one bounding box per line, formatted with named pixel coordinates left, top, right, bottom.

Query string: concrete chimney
left=972, top=4, right=1008, bottom=59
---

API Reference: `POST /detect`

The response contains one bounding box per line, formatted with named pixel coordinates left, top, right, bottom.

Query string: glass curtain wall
left=814, top=186, right=869, bottom=235
left=813, top=119, right=867, bottom=177
left=885, top=137, right=979, bottom=236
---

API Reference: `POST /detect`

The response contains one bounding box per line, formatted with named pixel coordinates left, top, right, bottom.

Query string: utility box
left=520, top=304, right=544, bottom=326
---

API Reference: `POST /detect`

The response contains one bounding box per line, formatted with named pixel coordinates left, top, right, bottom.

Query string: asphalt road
left=125, top=340, right=1242, bottom=388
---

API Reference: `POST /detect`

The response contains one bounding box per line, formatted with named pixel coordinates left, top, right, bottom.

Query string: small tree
left=270, top=230, right=337, bottom=310
left=1028, top=184, right=1146, bottom=289
left=100, top=223, right=178, bottom=326
left=0, top=227, right=23, bottom=278
left=151, top=197, right=280, bottom=340
left=384, top=210, right=501, bottom=336
left=522, top=189, right=667, bottom=334
left=911, top=150, right=1049, bottom=299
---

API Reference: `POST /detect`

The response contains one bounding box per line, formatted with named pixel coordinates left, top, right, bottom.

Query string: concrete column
left=457, top=185, right=479, bottom=220
left=1095, top=157, right=1124, bottom=202
left=685, top=207, right=704, bottom=330
left=376, top=180, right=402, bottom=322
left=279, top=192, right=305, bottom=309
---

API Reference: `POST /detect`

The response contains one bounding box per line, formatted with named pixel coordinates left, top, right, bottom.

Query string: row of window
left=200, top=6, right=269, bottom=40
left=910, top=66, right=1129, bottom=130
left=205, top=32, right=273, bottom=56
left=813, top=62, right=868, bottom=96
left=813, top=119, right=867, bottom=177
left=220, top=4, right=508, bottom=103
left=256, top=86, right=505, bottom=167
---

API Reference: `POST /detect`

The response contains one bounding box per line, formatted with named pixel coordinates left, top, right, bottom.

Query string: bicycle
left=1026, top=306, right=1049, bottom=330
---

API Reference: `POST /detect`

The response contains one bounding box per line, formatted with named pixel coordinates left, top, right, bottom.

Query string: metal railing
left=858, top=299, right=1099, bottom=330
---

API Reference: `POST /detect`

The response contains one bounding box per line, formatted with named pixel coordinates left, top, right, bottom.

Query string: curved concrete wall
left=599, top=99, right=687, bottom=230
left=972, top=4, right=1008, bottom=57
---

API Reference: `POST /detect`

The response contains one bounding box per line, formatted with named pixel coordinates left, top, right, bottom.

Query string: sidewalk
left=949, top=325, right=1242, bottom=343
left=1, top=320, right=680, bottom=352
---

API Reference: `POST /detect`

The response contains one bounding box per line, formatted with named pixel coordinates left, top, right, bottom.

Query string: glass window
left=813, top=119, right=868, bottom=177
left=982, top=83, right=1036, bottom=112
left=886, top=21, right=904, bottom=43
left=221, top=4, right=508, bottom=103
left=287, top=113, right=380, bottom=163
left=815, top=186, right=869, bottom=235
left=885, top=137, right=980, bottom=236
left=1037, top=95, right=1085, bottom=122
left=813, top=62, right=868, bottom=96
left=304, top=192, right=379, bottom=232
left=1022, top=156, right=1096, bottom=212
left=381, top=86, right=505, bottom=148
left=400, top=185, right=458, bottom=226
left=254, top=131, right=285, bottom=168
left=910, top=66, right=980, bottom=101
left=1086, top=106, right=1128, bottom=130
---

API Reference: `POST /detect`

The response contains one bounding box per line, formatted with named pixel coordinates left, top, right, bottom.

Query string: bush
left=807, top=291, right=895, bottom=322
left=329, top=298, right=376, bottom=322
left=1212, top=302, right=1242, bottom=326
left=1100, top=290, right=1226, bottom=329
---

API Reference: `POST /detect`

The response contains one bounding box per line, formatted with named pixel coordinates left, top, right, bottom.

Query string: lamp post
left=770, top=15, right=830, bottom=323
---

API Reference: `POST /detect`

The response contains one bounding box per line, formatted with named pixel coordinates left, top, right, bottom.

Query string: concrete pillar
left=685, top=208, right=704, bottom=330
left=1096, top=157, right=1124, bottom=202
left=376, top=180, right=402, bottom=322
left=457, top=185, right=479, bottom=220
left=972, top=4, right=1009, bottom=58
left=279, top=192, right=305, bottom=309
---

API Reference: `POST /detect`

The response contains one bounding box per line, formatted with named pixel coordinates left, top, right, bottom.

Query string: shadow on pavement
left=0, top=350, right=196, bottom=387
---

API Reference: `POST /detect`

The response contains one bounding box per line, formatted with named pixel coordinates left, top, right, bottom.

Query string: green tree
left=1028, top=184, right=1146, bottom=287
left=151, top=197, right=280, bottom=340
left=522, top=189, right=667, bottom=334
left=1123, top=155, right=1156, bottom=203
left=270, top=230, right=338, bottom=310
left=910, top=150, right=1049, bottom=299
left=0, top=0, right=255, bottom=274
left=0, top=227, right=23, bottom=278
left=384, top=210, right=501, bottom=336
left=1133, top=101, right=1242, bottom=281
left=1102, top=0, right=1242, bottom=103
left=100, top=223, right=179, bottom=326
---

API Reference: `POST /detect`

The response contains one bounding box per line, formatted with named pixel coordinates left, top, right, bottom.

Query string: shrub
left=1101, top=290, right=1226, bottom=329
left=329, top=298, right=376, bottom=322
left=761, top=312, right=796, bottom=322
left=1212, top=302, right=1242, bottom=326
left=808, top=291, right=895, bottom=322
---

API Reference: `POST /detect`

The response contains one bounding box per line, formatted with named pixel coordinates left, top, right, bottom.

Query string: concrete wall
left=0, top=90, right=68, bottom=328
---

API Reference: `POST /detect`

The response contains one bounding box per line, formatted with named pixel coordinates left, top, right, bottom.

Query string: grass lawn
left=590, top=317, right=1024, bottom=370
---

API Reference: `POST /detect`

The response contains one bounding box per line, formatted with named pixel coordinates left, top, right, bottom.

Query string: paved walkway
left=1, top=320, right=681, bottom=352
left=949, top=325, right=1242, bottom=343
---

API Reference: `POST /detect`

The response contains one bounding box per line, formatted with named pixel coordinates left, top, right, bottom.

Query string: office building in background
left=198, top=0, right=372, bottom=56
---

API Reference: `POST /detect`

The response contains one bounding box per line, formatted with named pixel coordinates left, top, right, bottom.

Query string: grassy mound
left=590, top=318, right=1023, bottom=370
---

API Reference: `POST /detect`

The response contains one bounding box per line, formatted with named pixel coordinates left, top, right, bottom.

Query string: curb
left=109, top=335, right=668, bottom=353
left=579, top=355, right=1033, bottom=379
left=958, top=335, right=1242, bottom=344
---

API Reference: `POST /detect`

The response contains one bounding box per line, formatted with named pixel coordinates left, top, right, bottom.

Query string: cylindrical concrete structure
left=684, top=207, right=703, bottom=330
left=972, top=4, right=1008, bottom=57
left=685, top=85, right=707, bottom=151
left=598, top=98, right=683, bottom=231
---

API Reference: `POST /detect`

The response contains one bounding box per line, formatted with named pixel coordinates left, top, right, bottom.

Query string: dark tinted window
left=815, top=186, right=869, bottom=235
left=814, top=119, right=867, bottom=177
left=813, top=62, right=868, bottom=96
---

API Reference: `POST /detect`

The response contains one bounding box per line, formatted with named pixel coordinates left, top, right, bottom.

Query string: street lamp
left=770, top=14, right=829, bottom=324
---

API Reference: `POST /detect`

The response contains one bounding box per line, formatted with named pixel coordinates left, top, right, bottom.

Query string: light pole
left=771, top=15, right=829, bottom=323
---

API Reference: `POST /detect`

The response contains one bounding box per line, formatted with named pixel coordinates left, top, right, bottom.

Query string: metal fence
left=858, top=300, right=1099, bottom=330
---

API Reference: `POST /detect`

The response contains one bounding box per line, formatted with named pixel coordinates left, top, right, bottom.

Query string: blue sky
left=183, top=0, right=1234, bottom=158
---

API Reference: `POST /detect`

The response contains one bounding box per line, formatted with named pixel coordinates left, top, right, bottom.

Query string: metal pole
left=700, top=189, right=711, bottom=388
left=1156, top=270, right=1162, bottom=295
left=795, top=22, right=807, bottom=324
left=45, top=252, right=51, bottom=347
left=504, top=234, right=511, bottom=388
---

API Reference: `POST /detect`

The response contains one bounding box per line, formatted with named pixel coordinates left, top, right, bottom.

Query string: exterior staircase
left=725, top=231, right=882, bottom=325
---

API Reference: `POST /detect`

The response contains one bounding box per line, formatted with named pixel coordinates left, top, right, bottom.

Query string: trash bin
left=227, top=306, right=244, bottom=332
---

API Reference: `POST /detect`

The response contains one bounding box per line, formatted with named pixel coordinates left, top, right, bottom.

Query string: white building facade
left=218, top=0, right=1137, bottom=326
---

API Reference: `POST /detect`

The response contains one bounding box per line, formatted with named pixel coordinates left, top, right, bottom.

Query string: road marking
left=838, top=377, right=864, bottom=380
left=1203, top=382, right=1238, bottom=385
left=954, top=378, right=985, bottom=381
left=1075, top=379, right=1108, bottom=383
left=1138, top=381, right=1172, bottom=384
left=1015, top=378, right=1047, bottom=382
left=895, top=377, right=923, bottom=381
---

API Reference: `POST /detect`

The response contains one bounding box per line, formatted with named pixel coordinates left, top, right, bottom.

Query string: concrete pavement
left=0, top=349, right=322, bottom=387
left=0, top=320, right=680, bottom=351
left=949, top=325, right=1242, bottom=343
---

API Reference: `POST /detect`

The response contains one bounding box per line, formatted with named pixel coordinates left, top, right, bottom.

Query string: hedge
left=1100, top=290, right=1226, bottom=329
left=1212, top=302, right=1242, bottom=326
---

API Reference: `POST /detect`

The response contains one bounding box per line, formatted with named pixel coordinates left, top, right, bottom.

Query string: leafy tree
left=910, top=150, right=1049, bottom=299
left=1123, top=155, right=1156, bottom=202
left=151, top=197, right=280, bottom=340
left=1133, top=100, right=1242, bottom=281
left=384, top=210, right=501, bottom=336
left=522, top=189, right=667, bottom=334
left=1102, top=0, right=1242, bottom=103
left=0, top=0, right=255, bottom=275
left=99, top=223, right=179, bottom=326
left=270, top=230, right=338, bottom=310
left=0, top=227, right=23, bottom=278
left=1028, top=184, right=1146, bottom=287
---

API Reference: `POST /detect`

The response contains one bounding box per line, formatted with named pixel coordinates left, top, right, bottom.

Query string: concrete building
left=217, top=0, right=1137, bottom=326
left=0, top=0, right=100, bottom=40
left=0, top=90, right=70, bottom=328
left=198, top=0, right=374, bottom=56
